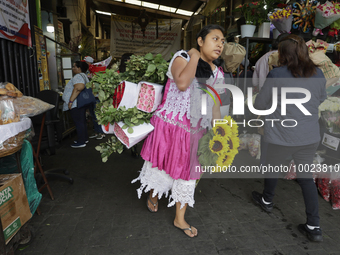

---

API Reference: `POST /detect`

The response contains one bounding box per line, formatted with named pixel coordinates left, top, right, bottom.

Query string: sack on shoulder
left=221, top=42, right=246, bottom=73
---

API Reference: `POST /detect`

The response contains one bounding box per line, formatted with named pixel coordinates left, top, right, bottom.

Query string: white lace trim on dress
left=131, top=161, right=196, bottom=209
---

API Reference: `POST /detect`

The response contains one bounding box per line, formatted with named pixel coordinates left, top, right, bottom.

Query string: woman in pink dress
left=132, top=25, right=225, bottom=237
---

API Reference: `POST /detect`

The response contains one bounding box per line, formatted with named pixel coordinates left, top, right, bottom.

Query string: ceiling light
left=96, top=10, right=116, bottom=16
left=47, top=23, right=54, bottom=33
left=125, top=0, right=141, bottom=6
left=46, top=12, right=54, bottom=33
left=159, top=5, right=176, bottom=13
left=142, top=2, right=159, bottom=9
left=176, top=9, right=193, bottom=16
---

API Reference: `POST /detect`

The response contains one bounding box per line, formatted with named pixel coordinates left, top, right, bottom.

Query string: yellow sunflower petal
left=216, top=152, right=236, bottom=168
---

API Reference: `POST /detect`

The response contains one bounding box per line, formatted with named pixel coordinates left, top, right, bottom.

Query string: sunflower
left=212, top=123, right=232, bottom=138
left=223, top=116, right=239, bottom=135
left=229, top=136, right=240, bottom=151
left=216, top=152, right=236, bottom=168
left=209, top=135, right=229, bottom=155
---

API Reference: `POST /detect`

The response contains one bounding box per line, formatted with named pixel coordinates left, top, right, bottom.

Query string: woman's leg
left=171, top=179, right=197, bottom=237
left=147, top=189, right=158, bottom=212
left=70, top=107, right=87, bottom=144
left=174, top=202, right=197, bottom=237
left=293, top=142, right=320, bottom=226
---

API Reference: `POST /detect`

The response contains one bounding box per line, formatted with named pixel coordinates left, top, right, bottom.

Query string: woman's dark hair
left=196, top=24, right=225, bottom=50
left=272, top=33, right=290, bottom=50
left=278, top=34, right=317, bottom=77
left=75, top=61, right=89, bottom=73
left=119, top=53, right=133, bottom=73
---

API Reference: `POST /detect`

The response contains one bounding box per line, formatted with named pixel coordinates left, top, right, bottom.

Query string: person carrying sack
left=62, top=61, right=92, bottom=148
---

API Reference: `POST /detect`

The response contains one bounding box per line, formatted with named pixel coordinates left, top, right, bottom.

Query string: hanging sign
left=110, top=15, right=181, bottom=61
left=0, top=0, right=31, bottom=46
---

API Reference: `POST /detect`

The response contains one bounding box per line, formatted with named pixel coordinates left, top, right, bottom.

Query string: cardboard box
left=0, top=174, right=31, bottom=244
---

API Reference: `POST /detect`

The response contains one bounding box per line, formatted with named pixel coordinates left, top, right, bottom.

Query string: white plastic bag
left=113, top=121, right=154, bottom=149
left=136, top=81, right=163, bottom=113
left=239, top=133, right=251, bottom=150
left=248, top=134, right=261, bottom=158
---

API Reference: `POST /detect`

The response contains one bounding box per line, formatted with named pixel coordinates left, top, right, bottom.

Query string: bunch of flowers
left=319, top=97, right=340, bottom=134
left=269, top=6, right=293, bottom=33
left=113, top=123, right=129, bottom=146
left=317, top=1, right=340, bottom=17
left=319, top=97, right=340, bottom=113
left=112, top=81, right=126, bottom=108
left=137, top=83, right=155, bottom=112
left=314, top=1, right=340, bottom=30
left=233, top=2, right=260, bottom=24
left=197, top=116, right=239, bottom=171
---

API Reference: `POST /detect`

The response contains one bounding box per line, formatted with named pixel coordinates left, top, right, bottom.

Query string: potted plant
left=233, top=2, right=260, bottom=37
left=257, top=0, right=288, bottom=38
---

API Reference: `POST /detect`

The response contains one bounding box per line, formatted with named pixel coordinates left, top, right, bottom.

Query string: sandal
left=175, top=225, right=197, bottom=237
left=146, top=195, right=158, bottom=213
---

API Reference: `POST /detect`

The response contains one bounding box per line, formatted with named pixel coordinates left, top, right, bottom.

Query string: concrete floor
left=14, top=133, right=340, bottom=255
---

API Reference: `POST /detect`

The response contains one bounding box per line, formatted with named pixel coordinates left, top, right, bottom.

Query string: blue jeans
left=88, top=98, right=103, bottom=134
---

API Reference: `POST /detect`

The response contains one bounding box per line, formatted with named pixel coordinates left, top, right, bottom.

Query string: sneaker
left=89, top=133, right=98, bottom=139
left=71, top=142, right=86, bottom=148
left=96, top=133, right=105, bottom=140
left=252, top=191, right=274, bottom=213
left=298, top=224, right=323, bottom=242
left=74, top=140, right=89, bottom=144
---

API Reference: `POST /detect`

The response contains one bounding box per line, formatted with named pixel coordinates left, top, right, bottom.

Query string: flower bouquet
left=331, top=170, right=340, bottom=210
left=314, top=1, right=340, bottom=30
left=269, top=6, right=293, bottom=33
left=319, top=97, right=340, bottom=134
left=197, top=116, right=239, bottom=171
left=136, top=81, right=163, bottom=113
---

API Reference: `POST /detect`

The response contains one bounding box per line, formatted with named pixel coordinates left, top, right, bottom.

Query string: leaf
left=102, top=156, right=108, bottom=163
left=95, top=146, right=102, bottom=151
left=128, top=127, right=134, bottom=134
left=145, top=53, right=153, bottom=60
left=147, top=64, right=156, bottom=73
left=122, top=124, right=128, bottom=129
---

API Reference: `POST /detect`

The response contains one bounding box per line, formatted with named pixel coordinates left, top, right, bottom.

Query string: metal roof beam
left=95, top=0, right=191, bottom=20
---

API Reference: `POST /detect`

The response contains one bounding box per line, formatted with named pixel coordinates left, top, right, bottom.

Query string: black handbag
left=77, top=73, right=95, bottom=108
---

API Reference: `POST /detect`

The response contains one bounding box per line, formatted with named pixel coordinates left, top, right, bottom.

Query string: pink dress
left=140, top=50, right=224, bottom=181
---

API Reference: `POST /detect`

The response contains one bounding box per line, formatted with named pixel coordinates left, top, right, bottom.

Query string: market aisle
left=15, top=136, right=340, bottom=255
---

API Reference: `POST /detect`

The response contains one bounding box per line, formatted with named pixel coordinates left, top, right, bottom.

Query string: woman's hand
left=68, top=102, right=73, bottom=110
left=187, top=48, right=200, bottom=59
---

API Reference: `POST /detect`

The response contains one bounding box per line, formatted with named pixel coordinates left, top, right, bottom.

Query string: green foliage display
left=87, top=53, right=169, bottom=162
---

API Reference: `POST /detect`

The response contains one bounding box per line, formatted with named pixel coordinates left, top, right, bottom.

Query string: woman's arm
left=212, top=96, right=221, bottom=126
left=171, top=49, right=200, bottom=91
left=68, top=82, right=85, bottom=109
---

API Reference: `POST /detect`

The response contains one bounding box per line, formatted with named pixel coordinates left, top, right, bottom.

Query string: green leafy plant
left=95, top=136, right=125, bottom=163
left=87, top=53, right=169, bottom=162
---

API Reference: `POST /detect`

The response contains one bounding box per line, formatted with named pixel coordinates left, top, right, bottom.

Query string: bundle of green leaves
left=87, top=53, right=169, bottom=162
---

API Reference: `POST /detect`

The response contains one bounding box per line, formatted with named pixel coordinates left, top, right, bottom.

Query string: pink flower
left=139, top=92, right=145, bottom=97
left=144, top=94, right=149, bottom=100
left=147, top=106, right=152, bottom=112
left=152, top=90, right=155, bottom=96
left=147, top=89, right=152, bottom=95
left=137, top=103, right=142, bottom=109
left=147, top=85, right=153, bottom=90
left=142, top=105, right=147, bottom=111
